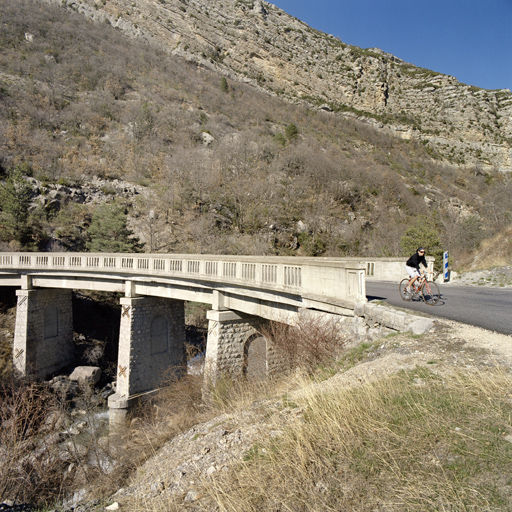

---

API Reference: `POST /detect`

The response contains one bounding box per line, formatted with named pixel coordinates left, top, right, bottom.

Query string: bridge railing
left=0, top=252, right=366, bottom=303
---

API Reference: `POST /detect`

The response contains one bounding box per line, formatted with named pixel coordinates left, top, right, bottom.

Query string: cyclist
left=405, top=247, right=428, bottom=294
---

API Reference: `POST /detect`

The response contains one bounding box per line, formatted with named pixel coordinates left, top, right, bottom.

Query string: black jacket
left=406, top=252, right=427, bottom=271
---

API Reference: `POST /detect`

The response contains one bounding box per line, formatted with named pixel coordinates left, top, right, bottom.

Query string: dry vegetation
left=1, top=0, right=511, bottom=263
left=0, top=315, right=344, bottom=508
left=1, top=2, right=512, bottom=509
left=460, top=226, right=512, bottom=270
left=259, top=312, right=346, bottom=373
left=0, top=375, right=68, bottom=505
left=2, top=305, right=512, bottom=510
left=192, top=369, right=512, bottom=512
left=119, top=322, right=512, bottom=512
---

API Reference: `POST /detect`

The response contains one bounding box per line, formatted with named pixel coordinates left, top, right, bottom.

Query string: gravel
left=448, top=265, right=512, bottom=288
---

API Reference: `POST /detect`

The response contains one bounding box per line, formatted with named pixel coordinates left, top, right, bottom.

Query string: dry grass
left=177, top=367, right=512, bottom=512
left=4, top=315, right=512, bottom=510
left=104, top=372, right=215, bottom=493
left=461, top=226, right=512, bottom=270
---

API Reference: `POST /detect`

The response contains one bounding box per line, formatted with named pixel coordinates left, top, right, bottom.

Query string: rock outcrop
left=41, top=0, right=512, bottom=171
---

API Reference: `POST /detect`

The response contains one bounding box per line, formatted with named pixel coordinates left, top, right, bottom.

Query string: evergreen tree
left=0, top=168, right=33, bottom=245
left=86, top=202, right=144, bottom=253
left=400, top=217, right=443, bottom=270
left=220, top=77, right=229, bottom=93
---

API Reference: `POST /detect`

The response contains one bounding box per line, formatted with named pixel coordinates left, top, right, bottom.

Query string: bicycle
left=399, top=271, right=440, bottom=305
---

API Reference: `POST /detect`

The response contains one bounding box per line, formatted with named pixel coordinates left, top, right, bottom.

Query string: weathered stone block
left=353, top=302, right=366, bottom=317
left=407, top=318, right=435, bottom=335
left=69, top=366, right=101, bottom=386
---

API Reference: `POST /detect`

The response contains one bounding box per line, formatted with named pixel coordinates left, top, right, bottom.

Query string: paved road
left=366, top=281, right=512, bottom=335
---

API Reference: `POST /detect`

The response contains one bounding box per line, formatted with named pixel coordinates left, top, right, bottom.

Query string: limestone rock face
left=43, top=0, right=511, bottom=171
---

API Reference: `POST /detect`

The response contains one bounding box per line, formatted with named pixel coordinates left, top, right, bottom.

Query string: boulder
left=69, top=366, right=101, bottom=386
left=48, top=375, right=79, bottom=400
left=406, top=318, right=435, bottom=335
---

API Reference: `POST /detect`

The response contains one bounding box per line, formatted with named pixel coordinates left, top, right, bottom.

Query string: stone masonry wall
left=205, top=309, right=345, bottom=385
left=204, top=311, right=262, bottom=384
left=115, top=296, right=186, bottom=398
left=14, top=288, right=73, bottom=379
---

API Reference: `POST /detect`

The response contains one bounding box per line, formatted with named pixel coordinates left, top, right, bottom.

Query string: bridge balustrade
left=0, top=252, right=366, bottom=304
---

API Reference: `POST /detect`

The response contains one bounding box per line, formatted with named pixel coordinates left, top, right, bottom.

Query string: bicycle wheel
left=421, top=281, right=440, bottom=305
left=399, top=278, right=412, bottom=301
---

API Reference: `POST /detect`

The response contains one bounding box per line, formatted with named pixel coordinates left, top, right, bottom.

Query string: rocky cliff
left=44, top=0, right=512, bottom=172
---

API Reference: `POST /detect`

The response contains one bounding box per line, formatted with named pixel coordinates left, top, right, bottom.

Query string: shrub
left=261, top=312, right=347, bottom=373
left=220, top=77, right=229, bottom=93
left=0, top=375, right=68, bottom=507
left=285, top=123, right=298, bottom=140
left=273, top=132, right=286, bottom=146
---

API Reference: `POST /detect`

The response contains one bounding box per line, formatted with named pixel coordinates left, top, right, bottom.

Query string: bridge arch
left=243, top=333, right=268, bottom=381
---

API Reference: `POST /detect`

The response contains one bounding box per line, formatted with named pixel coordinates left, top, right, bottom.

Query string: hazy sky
left=270, top=0, right=512, bottom=91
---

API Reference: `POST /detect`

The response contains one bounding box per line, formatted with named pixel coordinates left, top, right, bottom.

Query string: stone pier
left=108, top=296, right=186, bottom=422
left=204, top=309, right=284, bottom=386
left=13, top=287, right=74, bottom=379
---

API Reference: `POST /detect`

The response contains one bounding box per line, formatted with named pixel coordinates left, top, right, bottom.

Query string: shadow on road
left=366, top=294, right=386, bottom=302
left=366, top=293, right=447, bottom=307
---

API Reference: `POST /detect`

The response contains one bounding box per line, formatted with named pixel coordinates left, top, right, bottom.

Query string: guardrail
left=0, top=252, right=367, bottom=303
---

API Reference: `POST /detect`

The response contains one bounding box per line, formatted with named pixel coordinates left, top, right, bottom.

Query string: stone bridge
left=0, top=252, right=374, bottom=419
left=0, top=252, right=436, bottom=422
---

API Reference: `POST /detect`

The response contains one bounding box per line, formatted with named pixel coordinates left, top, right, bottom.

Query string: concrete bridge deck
left=0, top=252, right=367, bottom=318
left=0, top=252, right=369, bottom=422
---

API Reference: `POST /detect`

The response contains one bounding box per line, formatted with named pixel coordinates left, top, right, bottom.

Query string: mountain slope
left=2, top=0, right=512, bottom=261
left=44, top=0, right=512, bottom=172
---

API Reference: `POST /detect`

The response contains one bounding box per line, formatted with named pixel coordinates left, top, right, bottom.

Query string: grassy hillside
left=94, top=323, right=512, bottom=510
left=1, top=0, right=511, bottom=263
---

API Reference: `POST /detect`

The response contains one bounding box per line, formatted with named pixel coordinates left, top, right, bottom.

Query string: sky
left=270, top=0, right=512, bottom=91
